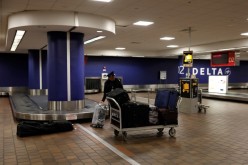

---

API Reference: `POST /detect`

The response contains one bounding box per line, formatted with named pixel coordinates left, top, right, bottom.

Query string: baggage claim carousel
left=9, top=94, right=98, bottom=121
left=3, top=88, right=248, bottom=121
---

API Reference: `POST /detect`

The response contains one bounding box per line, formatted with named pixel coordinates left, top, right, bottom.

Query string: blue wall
left=0, top=53, right=247, bottom=87
left=0, top=53, right=28, bottom=86
left=85, top=56, right=248, bottom=85
left=178, top=60, right=248, bottom=83
left=85, top=56, right=179, bottom=85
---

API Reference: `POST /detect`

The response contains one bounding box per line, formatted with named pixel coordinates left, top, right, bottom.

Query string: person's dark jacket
left=102, top=78, right=123, bottom=102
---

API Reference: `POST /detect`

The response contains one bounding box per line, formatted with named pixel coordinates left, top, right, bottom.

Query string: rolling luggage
left=167, top=90, right=179, bottom=110
left=121, top=101, right=150, bottom=128
left=155, top=89, right=179, bottom=125
left=91, top=104, right=108, bottom=128
left=16, top=120, right=74, bottom=137
left=107, top=88, right=130, bottom=108
left=157, top=108, right=178, bottom=125
left=154, top=90, right=170, bottom=108
left=155, top=89, right=179, bottom=109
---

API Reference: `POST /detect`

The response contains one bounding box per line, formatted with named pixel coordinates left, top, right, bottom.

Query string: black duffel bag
left=17, top=120, right=74, bottom=137
left=107, top=88, right=130, bottom=108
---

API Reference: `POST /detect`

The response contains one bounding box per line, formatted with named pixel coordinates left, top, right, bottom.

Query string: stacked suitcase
left=155, top=89, right=179, bottom=125
left=121, top=101, right=150, bottom=128
left=107, top=88, right=179, bottom=129
left=107, top=88, right=150, bottom=128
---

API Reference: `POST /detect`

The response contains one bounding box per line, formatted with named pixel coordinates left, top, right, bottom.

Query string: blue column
left=28, top=49, right=47, bottom=95
left=47, top=31, right=84, bottom=110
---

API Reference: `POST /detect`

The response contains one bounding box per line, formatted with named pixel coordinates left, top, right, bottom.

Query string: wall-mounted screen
left=211, top=51, right=235, bottom=67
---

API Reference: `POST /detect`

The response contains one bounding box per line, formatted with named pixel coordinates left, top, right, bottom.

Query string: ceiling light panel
left=10, top=30, right=25, bottom=51
left=160, top=37, right=175, bottom=40
left=84, top=36, right=106, bottom=44
left=240, top=32, right=248, bottom=36
left=91, top=0, right=112, bottom=2
left=115, top=47, right=126, bottom=50
left=167, top=45, right=178, bottom=48
left=133, top=21, right=154, bottom=26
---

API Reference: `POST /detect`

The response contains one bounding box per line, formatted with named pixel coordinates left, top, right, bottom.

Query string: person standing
left=101, top=71, right=123, bottom=102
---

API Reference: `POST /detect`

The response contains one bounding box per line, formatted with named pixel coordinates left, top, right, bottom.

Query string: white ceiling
left=1, top=0, right=248, bottom=60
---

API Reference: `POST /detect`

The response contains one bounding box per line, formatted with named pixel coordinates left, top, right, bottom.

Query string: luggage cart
left=198, top=89, right=209, bottom=113
left=106, top=97, right=178, bottom=141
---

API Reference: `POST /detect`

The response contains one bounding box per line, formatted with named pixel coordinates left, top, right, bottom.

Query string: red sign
left=211, top=51, right=235, bottom=67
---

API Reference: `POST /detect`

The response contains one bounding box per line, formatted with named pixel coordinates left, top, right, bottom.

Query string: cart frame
left=106, top=97, right=178, bottom=141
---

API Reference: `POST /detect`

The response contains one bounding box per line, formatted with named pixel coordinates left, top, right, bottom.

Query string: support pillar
left=28, top=49, right=47, bottom=95
left=47, top=31, right=84, bottom=111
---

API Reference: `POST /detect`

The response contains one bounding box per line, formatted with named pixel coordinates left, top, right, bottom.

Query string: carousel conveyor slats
left=202, top=90, right=248, bottom=102
left=9, top=94, right=98, bottom=121
left=8, top=89, right=248, bottom=121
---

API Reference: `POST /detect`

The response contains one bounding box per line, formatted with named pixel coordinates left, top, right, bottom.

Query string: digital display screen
left=211, top=53, right=228, bottom=64
left=211, top=51, right=235, bottom=67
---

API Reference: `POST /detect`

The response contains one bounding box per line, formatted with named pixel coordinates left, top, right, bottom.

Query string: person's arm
left=116, top=78, right=123, bottom=89
left=101, top=80, right=109, bottom=102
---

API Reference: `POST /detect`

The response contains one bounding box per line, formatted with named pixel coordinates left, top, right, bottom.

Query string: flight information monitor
left=211, top=51, right=235, bottom=67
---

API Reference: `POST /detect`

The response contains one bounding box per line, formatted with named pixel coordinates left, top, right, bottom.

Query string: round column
left=28, top=49, right=47, bottom=95
left=47, top=31, right=84, bottom=110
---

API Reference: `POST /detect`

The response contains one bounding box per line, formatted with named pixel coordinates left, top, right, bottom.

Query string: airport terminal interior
left=1, top=90, right=248, bottom=165
left=0, top=0, right=248, bottom=165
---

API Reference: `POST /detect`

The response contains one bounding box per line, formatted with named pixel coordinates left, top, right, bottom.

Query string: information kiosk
left=179, top=78, right=199, bottom=113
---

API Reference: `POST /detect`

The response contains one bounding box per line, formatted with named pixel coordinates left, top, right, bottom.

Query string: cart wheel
left=157, top=131, right=164, bottom=137
left=157, top=128, right=164, bottom=137
left=122, top=131, right=127, bottom=141
left=169, top=128, right=176, bottom=137
left=114, top=130, right=119, bottom=136
left=157, top=128, right=164, bottom=132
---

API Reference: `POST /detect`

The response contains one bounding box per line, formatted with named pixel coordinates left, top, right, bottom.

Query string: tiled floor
left=1, top=93, right=248, bottom=165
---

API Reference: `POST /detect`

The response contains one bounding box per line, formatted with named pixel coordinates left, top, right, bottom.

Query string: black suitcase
left=17, top=121, right=74, bottom=137
left=157, top=108, right=178, bottom=125
left=107, top=88, right=130, bottom=108
left=121, top=101, right=150, bottom=128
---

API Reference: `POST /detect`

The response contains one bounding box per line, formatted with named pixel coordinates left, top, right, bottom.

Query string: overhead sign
left=183, top=51, right=193, bottom=67
left=211, top=51, right=235, bottom=67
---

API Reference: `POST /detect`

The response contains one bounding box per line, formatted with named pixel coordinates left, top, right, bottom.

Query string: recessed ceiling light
left=10, top=30, right=25, bottom=51
left=241, top=32, right=248, bottom=36
left=91, top=0, right=112, bottom=2
left=132, top=56, right=144, bottom=58
left=160, top=37, right=175, bottom=40
left=84, top=36, right=106, bottom=44
left=167, top=45, right=178, bottom=48
left=115, top=47, right=126, bottom=50
left=133, top=21, right=154, bottom=26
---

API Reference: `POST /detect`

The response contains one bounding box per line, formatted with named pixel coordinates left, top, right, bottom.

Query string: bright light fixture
left=241, top=32, right=248, bottom=36
left=84, top=36, right=106, bottom=44
left=97, top=30, right=103, bottom=33
left=167, top=45, right=178, bottom=48
left=133, top=21, right=154, bottom=26
left=132, top=56, right=145, bottom=58
left=115, top=47, right=126, bottom=50
left=10, top=30, right=25, bottom=51
left=92, top=0, right=112, bottom=2
left=160, top=37, right=175, bottom=40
